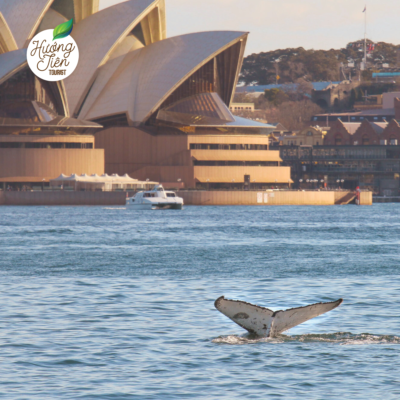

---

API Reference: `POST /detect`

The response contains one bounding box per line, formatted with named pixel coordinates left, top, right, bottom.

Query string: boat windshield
left=166, top=193, right=176, bottom=197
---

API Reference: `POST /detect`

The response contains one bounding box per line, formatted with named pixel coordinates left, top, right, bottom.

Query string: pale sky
left=99, top=0, right=400, bottom=55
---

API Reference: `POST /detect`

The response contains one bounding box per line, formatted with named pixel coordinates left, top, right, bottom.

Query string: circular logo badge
left=27, top=29, right=79, bottom=82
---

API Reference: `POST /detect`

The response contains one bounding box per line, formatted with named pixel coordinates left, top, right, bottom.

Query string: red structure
left=352, top=120, right=386, bottom=146
left=381, top=119, right=400, bottom=145
left=323, top=120, right=359, bottom=145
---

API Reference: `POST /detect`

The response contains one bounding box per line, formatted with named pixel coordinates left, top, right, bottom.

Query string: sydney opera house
left=0, top=0, right=291, bottom=189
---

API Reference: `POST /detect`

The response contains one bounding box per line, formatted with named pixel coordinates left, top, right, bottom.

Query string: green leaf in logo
left=53, top=19, right=73, bottom=41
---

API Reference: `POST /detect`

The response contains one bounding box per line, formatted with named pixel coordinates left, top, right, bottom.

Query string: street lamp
left=206, top=178, right=210, bottom=191
left=42, top=178, right=45, bottom=191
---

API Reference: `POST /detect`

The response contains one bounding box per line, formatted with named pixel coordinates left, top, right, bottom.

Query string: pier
left=0, top=190, right=372, bottom=206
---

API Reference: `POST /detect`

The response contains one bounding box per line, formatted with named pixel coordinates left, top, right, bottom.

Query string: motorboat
left=126, top=184, right=184, bottom=210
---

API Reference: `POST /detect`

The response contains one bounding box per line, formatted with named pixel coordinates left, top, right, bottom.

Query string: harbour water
left=1, top=204, right=400, bottom=399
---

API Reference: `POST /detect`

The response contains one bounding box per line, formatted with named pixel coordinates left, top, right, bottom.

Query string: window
left=307, top=131, right=313, bottom=136
left=335, top=136, right=342, bottom=145
left=362, top=136, right=370, bottom=145
left=193, top=160, right=279, bottom=166
left=166, top=193, right=176, bottom=197
left=190, top=143, right=268, bottom=150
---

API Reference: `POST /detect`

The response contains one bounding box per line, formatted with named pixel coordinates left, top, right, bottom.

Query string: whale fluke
left=214, top=296, right=343, bottom=337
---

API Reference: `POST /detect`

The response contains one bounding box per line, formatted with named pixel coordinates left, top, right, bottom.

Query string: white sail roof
left=81, top=30, right=247, bottom=124
left=0, top=0, right=52, bottom=49
left=64, top=0, right=165, bottom=115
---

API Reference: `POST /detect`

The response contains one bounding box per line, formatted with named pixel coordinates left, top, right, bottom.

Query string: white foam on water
left=212, top=332, right=400, bottom=345
left=212, top=335, right=284, bottom=345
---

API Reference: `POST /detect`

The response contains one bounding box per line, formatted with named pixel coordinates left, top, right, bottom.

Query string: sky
left=99, top=0, right=400, bottom=56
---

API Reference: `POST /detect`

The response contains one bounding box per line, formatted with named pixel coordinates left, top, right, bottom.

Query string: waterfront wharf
left=0, top=190, right=372, bottom=206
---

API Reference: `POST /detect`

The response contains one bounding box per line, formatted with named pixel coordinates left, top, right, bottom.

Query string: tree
left=349, top=88, right=357, bottom=108
left=264, top=99, right=323, bottom=131
left=264, top=88, right=288, bottom=105
left=239, top=41, right=400, bottom=86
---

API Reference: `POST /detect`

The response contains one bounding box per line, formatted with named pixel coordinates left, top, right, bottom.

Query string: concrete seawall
left=0, top=190, right=372, bottom=206
left=180, top=191, right=372, bottom=206
left=1, top=191, right=126, bottom=206
left=180, top=191, right=335, bottom=206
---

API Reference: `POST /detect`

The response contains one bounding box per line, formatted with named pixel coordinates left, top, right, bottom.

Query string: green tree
left=264, top=88, right=288, bottom=105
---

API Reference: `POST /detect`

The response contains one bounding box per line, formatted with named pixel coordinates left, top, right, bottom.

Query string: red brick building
left=323, top=120, right=360, bottom=145
left=352, top=120, right=387, bottom=145
left=381, top=119, right=400, bottom=145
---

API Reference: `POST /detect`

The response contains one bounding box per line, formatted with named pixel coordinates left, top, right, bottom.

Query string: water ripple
left=0, top=205, right=400, bottom=399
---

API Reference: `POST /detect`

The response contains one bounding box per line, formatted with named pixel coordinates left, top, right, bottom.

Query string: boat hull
left=125, top=185, right=184, bottom=210
left=126, top=202, right=183, bottom=210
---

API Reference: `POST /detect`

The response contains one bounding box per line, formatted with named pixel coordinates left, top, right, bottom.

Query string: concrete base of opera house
left=0, top=190, right=372, bottom=206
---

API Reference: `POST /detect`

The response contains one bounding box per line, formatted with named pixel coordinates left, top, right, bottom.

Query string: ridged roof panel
left=83, top=31, right=247, bottom=124
left=64, top=0, right=163, bottom=115
left=0, top=0, right=53, bottom=48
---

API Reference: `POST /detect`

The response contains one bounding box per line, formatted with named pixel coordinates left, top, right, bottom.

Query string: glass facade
left=0, top=142, right=93, bottom=149
left=190, top=143, right=268, bottom=150
left=193, top=160, right=278, bottom=166
left=150, top=42, right=242, bottom=128
left=0, top=68, right=63, bottom=119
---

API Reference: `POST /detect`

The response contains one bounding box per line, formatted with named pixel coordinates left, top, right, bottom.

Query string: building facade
left=280, top=126, right=326, bottom=147
left=0, top=0, right=291, bottom=189
left=230, top=103, right=255, bottom=112
left=276, top=144, right=400, bottom=195
left=96, top=127, right=287, bottom=189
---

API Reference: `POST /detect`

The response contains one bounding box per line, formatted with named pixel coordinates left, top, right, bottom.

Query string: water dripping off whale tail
left=214, top=296, right=343, bottom=338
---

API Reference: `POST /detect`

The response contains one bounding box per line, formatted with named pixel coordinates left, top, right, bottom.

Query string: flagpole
left=364, top=5, right=367, bottom=69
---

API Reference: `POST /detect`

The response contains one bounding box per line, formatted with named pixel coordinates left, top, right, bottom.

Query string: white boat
left=126, top=184, right=184, bottom=210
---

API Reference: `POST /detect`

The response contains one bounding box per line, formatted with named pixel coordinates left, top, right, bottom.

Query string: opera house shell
left=0, top=0, right=291, bottom=189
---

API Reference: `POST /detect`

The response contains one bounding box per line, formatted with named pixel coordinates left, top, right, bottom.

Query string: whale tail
left=214, top=296, right=343, bottom=337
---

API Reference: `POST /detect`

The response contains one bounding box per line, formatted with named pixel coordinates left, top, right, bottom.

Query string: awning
left=50, top=173, right=158, bottom=185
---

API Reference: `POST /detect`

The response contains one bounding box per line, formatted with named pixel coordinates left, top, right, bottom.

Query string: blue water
left=1, top=204, right=400, bottom=399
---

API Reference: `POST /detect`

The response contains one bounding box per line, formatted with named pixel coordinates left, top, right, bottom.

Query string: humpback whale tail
left=214, top=296, right=343, bottom=337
